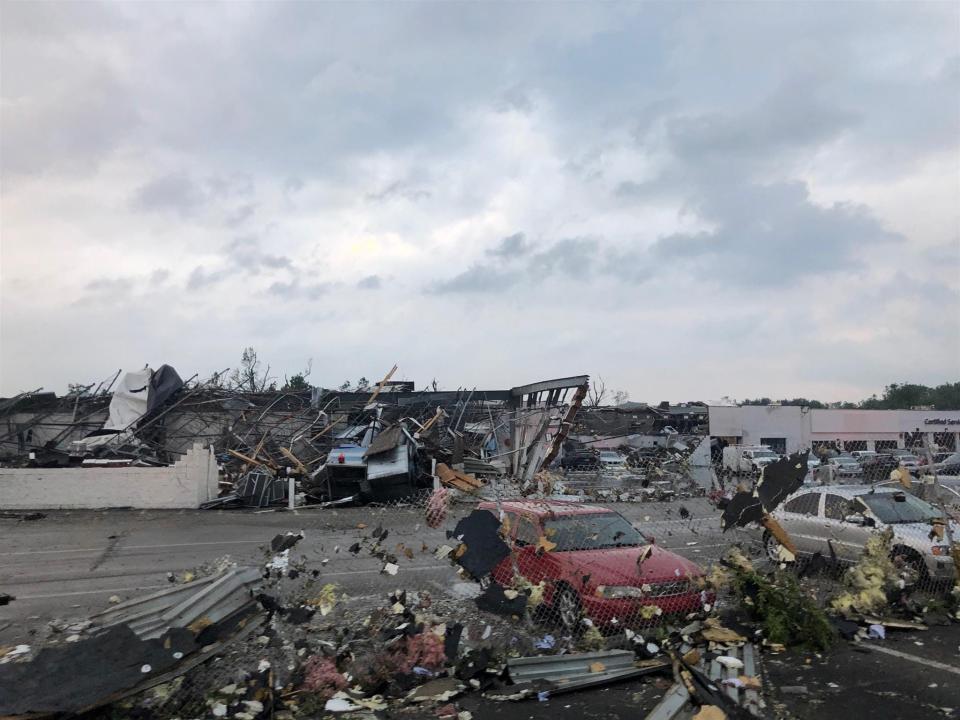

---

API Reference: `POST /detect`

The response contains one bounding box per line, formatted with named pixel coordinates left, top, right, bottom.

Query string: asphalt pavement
left=2, top=499, right=959, bottom=719
left=0, top=498, right=729, bottom=645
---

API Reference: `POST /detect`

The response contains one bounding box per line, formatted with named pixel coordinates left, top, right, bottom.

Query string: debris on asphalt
left=448, top=509, right=511, bottom=580
left=831, top=528, right=902, bottom=615
left=4, top=374, right=959, bottom=720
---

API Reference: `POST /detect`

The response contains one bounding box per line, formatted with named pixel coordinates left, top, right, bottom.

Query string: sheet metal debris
left=88, top=566, right=261, bottom=640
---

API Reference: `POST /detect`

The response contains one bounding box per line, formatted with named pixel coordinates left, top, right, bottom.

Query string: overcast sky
left=1, top=1, right=958, bottom=403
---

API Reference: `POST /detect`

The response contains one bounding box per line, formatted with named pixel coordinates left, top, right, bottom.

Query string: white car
left=765, top=485, right=957, bottom=583
left=743, top=448, right=780, bottom=470
left=722, top=445, right=780, bottom=474
left=598, top=451, right=627, bottom=470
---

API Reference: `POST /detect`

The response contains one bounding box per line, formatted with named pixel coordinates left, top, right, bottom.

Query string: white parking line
left=866, top=644, right=960, bottom=676
left=0, top=539, right=264, bottom=557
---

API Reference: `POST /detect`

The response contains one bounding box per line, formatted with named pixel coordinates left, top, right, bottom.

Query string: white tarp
left=104, top=368, right=153, bottom=430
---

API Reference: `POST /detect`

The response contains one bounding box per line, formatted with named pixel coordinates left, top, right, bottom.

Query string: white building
left=708, top=405, right=960, bottom=455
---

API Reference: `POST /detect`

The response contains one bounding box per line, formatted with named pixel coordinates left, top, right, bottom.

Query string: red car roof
left=477, top=499, right=612, bottom=517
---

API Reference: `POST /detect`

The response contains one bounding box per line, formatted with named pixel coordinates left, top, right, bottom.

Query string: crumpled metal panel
left=507, top=649, right=636, bottom=682
left=89, top=567, right=262, bottom=640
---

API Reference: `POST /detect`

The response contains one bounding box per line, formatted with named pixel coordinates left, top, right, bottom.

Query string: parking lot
left=3, top=497, right=959, bottom=719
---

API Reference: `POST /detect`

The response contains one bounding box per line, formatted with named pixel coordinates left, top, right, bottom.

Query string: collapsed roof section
left=0, top=370, right=589, bottom=504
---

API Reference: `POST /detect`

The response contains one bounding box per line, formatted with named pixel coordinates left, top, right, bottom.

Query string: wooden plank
left=309, top=422, right=336, bottom=442
left=280, top=447, right=308, bottom=475
left=419, top=407, right=444, bottom=434
left=365, top=364, right=398, bottom=407
left=436, top=462, right=483, bottom=490
left=227, top=449, right=275, bottom=470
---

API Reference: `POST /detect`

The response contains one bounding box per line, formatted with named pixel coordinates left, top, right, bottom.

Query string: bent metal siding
left=0, top=444, right=219, bottom=510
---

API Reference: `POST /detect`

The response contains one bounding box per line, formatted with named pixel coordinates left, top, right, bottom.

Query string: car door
left=778, top=491, right=825, bottom=556
left=821, top=493, right=871, bottom=561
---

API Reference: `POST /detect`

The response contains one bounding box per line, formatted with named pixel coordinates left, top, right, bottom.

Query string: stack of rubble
left=1, top=367, right=590, bottom=508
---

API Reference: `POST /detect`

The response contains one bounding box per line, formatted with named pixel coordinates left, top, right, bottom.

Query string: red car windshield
left=544, top=513, right=646, bottom=551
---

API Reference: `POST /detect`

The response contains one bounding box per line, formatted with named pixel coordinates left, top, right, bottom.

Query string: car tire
left=553, top=584, right=583, bottom=633
left=890, top=546, right=927, bottom=587
left=763, top=531, right=793, bottom=564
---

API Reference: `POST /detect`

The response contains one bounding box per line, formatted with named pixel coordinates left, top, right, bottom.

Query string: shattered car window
left=858, top=494, right=941, bottom=524
left=783, top=493, right=820, bottom=516
left=823, top=494, right=849, bottom=520
left=544, top=513, right=646, bottom=551
left=514, top=516, right=540, bottom=546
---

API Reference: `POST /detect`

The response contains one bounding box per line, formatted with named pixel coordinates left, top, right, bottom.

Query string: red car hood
left=559, top=544, right=703, bottom=586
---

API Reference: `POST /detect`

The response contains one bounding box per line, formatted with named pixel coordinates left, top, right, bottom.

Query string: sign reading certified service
left=924, top=418, right=960, bottom=426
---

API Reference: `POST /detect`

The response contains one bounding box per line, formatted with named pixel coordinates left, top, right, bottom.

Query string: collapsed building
left=0, top=367, right=589, bottom=507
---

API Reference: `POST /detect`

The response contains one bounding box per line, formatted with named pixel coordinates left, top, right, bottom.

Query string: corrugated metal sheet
left=366, top=444, right=410, bottom=480
left=364, top=425, right=403, bottom=457
left=89, top=567, right=261, bottom=640
left=645, top=682, right=693, bottom=720
left=507, top=649, right=635, bottom=682
left=506, top=650, right=670, bottom=697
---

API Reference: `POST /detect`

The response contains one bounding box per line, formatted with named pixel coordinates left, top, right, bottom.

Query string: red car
left=480, top=499, right=709, bottom=630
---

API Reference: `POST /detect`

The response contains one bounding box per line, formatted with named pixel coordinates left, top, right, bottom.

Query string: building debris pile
left=1, top=367, right=590, bottom=507
left=2, top=469, right=960, bottom=719
left=0, top=523, right=771, bottom=720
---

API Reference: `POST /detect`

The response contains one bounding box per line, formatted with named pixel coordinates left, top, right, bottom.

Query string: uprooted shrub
left=831, top=528, right=901, bottom=616
left=728, top=559, right=835, bottom=651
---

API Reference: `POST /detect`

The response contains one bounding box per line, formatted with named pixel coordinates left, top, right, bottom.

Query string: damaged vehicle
left=597, top=450, right=628, bottom=471
left=482, top=500, right=710, bottom=630
left=722, top=445, right=779, bottom=474
left=764, top=485, right=958, bottom=583
left=559, top=449, right=601, bottom=471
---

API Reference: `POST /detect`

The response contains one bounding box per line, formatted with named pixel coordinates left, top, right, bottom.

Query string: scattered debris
left=448, top=509, right=511, bottom=580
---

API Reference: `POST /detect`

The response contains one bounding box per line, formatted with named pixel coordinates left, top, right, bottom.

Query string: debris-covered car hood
left=890, top=520, right=960, bottom=545
left=559, top=544, right=704, bottom=586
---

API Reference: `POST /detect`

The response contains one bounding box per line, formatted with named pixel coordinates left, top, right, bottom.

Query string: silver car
left=826, top=455, right=863, bottom=479
left=764, top=485, right=957, bottom=582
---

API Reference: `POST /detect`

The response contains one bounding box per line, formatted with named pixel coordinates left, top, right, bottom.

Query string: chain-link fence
left=343, top=456, right=960, bottom=635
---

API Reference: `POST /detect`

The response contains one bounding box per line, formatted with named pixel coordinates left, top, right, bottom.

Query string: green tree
left=283, top=374, right=310, bottom=391
left=930, top=382, right=960, bottom=410
left=282, top=360, right=313, bottom=391
left=66, top=383, right=93, bottom=397
left=881, top=383, right=933, bottom=409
